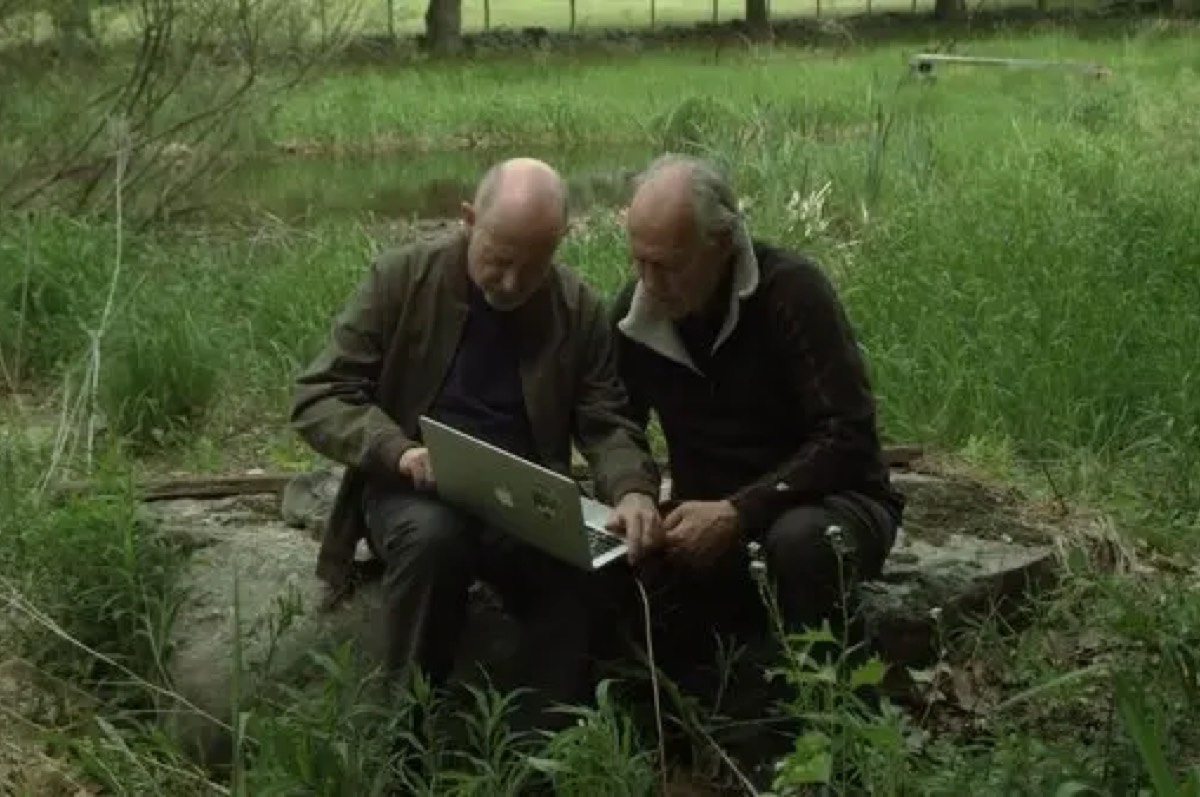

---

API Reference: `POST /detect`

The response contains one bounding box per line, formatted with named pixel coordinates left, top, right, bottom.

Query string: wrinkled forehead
left=628, top=215, right=700, bottom=260
left=476, top=219, right=559, bottom=261
left=627, top=192, right=698, bottom=245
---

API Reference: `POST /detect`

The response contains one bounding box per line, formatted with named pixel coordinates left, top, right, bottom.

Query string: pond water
left=212, top=143, right=656, bottom=223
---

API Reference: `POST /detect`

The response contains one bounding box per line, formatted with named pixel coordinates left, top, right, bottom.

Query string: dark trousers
left=613, top=491, right=898, bottom=681
left=361, top=481, right=595, bottom=728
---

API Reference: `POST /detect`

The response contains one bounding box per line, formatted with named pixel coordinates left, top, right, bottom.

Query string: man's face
left=626, top=211, right=728, bottom=321
left=463, top=206, right=560, bottom=311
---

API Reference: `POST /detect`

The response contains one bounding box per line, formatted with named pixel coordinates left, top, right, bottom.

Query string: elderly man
left=609, top=154, right=905, bottom=669
left=291, top=157, right=661, bottom=724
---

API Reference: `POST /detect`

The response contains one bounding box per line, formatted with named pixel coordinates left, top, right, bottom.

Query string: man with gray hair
left=609, top=153, right=904, bottom=675
left=292, top=157, right=662, bottom=730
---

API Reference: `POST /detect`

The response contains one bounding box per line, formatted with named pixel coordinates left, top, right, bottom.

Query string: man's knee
left=761, top=505, right=841, bottom=577
left=761, top=495, right=892, bottom=588
left=367, top=492, right=476, bottom=572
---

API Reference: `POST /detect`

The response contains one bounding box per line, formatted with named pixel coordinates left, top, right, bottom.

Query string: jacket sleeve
left=728, top=261, right=885, bottom=535
left=290, top=253, right=418, bottom=480
left=572, top=290, right=661, bottom=504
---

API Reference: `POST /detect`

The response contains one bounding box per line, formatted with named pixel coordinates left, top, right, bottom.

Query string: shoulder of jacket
left=610, top=278, right=637, bottom=315
left=371, top=232, right=461, bottom=288
left=753, top=240, right=834, bottom=300
left=551, top=261, right=607, bottom=314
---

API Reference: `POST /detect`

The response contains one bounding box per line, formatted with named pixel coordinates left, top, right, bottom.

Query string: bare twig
left=1, top=0, right=358, bottom=225
left=84, top=116, right=130, bottom=472
left=633, top=578, right=669, bottom=796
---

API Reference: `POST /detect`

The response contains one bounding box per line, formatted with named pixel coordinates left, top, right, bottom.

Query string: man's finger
left=664, top=524, right=689, bottom=551
left=626, top=521, right=644, bottom=563
left=641, top=512, right=662, bottom=548
left=625, top=512, right=642, bottom=545
left=663, top=505, right=685, bottom=530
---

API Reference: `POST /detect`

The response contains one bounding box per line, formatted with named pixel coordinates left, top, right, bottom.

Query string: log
left=53, top=473, right=294, bottom=503
left=53, top=444, right=925, bottom=503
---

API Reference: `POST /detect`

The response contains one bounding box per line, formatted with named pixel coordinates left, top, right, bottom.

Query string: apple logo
left=494, top=486, right=515, bottom=509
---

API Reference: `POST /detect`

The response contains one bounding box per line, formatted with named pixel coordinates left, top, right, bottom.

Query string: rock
left=155, top=464, right=1084, bottom=769
left=859, top=471, right=1062, bottom=667
left=280, top=466, right=343, bottom=538
left=148, top=495, right=514, bottom=770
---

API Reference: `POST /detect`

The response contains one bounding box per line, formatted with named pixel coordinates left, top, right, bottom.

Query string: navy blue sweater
left=427, top=283, right=537, bottom=462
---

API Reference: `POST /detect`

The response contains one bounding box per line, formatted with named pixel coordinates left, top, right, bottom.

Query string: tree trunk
left=424, top=0, right=463, bottom=55
left=745, top=0, right=771, bottom=41
left=933, top=0, right=964, bottom=18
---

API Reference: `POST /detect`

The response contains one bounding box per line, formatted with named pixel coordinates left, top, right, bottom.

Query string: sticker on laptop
left=531, top=488, right=560, bottom=520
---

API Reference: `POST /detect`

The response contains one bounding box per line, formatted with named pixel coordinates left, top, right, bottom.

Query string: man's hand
left=664, top=500, right=741, bottom=567
left=397, top=447, right=435, bottom=490
left=605, top=491, right=663, bottom=564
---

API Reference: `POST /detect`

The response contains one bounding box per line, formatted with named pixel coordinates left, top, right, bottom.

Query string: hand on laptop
left=397, top=447, right=435, bottom=490
left=605, top=491, right=663, bottom=564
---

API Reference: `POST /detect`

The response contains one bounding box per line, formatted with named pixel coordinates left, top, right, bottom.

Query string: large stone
left=157, top=464, right=1083, bottom=768
left=861, top=471, right=1062, bottom=667
left=149, top=494, right=515, bottom=769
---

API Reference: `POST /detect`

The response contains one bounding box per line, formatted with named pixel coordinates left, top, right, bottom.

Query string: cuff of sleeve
left=729, top=482, right=791, bottom=540
left=609, top=473, right=661, bottom=505
left=371, top=430, right=419, bottom=477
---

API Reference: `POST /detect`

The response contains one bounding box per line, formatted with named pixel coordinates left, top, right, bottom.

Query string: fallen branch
left=51, top=444, right=925, bottom=504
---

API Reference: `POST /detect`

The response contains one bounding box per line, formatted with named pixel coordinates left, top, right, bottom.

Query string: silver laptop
left=418, top=415, right=629, bottom=570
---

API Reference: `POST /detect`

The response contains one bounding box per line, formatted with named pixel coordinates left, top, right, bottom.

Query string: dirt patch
left=894, top=469, right=1052, bottom=547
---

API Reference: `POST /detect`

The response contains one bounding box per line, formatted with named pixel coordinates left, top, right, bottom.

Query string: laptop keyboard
left=587, top=526, right=624, bottom=557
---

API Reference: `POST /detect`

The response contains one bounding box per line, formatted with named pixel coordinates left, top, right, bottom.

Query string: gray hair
left=633, top=153, right=747, bottom=248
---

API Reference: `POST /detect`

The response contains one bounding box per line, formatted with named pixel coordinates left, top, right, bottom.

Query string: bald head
left=472, top=157, right=569, bottom=236
left=461, top=157, right=569, bottom=311
left=625, top=154, right=742, bottom=320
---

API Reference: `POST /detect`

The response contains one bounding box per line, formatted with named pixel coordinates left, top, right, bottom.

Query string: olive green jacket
left=291, top=230, right=660, bottom=595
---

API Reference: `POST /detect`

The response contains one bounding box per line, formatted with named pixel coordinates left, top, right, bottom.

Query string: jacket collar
left=617, top=236, right=760, bottom=374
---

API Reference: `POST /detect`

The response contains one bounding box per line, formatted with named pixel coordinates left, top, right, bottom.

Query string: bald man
left=291, top=158, right=661, bottom=728
left=609, top=154, right=905, bottom=672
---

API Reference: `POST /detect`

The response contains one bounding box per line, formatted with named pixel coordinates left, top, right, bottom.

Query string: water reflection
left=213, top=144, right=653, bottom=223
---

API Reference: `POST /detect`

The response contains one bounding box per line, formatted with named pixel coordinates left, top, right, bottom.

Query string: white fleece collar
left=617, top=237, right=760, bottom=374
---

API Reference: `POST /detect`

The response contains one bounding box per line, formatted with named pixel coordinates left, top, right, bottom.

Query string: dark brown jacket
left=611, top=239, right=903, bottom=536
left=292, top=230, right=660, bottom=594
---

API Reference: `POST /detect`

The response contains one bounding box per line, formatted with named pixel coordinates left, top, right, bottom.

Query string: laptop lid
left=419, top=415, right=596, bottom=568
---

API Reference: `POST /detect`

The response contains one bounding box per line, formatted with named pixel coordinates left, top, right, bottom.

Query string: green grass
left=2, top=19, right=1200, bottom=796
left=267, top=34, right=1140, bottom=151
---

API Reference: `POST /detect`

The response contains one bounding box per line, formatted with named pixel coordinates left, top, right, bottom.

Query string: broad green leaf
left=850, top=658, right=889, bottom=689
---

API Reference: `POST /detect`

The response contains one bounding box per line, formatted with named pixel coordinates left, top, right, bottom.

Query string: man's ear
left=461, top=201, right=476, bottom=228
